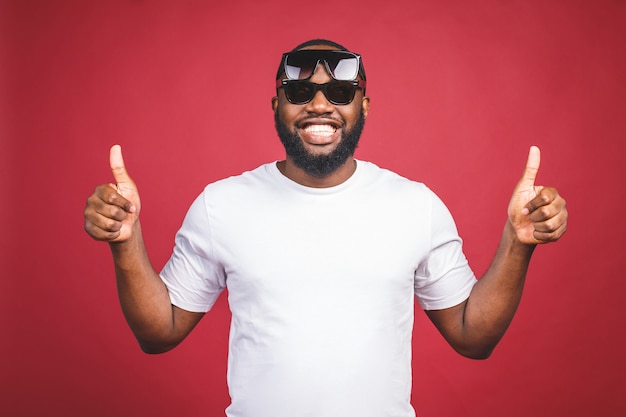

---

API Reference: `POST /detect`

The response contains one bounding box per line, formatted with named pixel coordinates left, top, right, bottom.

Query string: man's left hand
left=507, top=146, right=568, bottom=245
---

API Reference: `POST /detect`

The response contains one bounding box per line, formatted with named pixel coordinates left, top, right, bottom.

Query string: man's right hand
left=84, top=145, right=141, bottom=242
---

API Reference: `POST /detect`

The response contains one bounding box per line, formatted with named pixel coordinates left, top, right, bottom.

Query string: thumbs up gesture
left=507, top=146, right=567, bottom=245
left=84, top=145, right=141, bottom=242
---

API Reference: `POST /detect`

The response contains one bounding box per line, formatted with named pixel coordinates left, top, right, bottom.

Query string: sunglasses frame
left=276, top=79, right=367, bottom=105
left=278, top=50, right=366, bottom=82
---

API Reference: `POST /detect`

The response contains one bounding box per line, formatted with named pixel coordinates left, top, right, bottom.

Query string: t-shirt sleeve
left=160, top=191, right=226, bottom=313
left=414, top=190, right=477, bottom=310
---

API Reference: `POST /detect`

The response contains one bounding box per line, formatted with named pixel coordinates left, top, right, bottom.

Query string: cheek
left=277, top=102, right=302, bottom=126
left=338, top=105, right=362, bottom=126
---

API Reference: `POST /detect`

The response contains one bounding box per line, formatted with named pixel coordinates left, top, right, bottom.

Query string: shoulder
left=201, top=162, right=277, bottom=196
left=185, top=162, right=283, bottom=219
left=356, top=160, right=433, bottom=197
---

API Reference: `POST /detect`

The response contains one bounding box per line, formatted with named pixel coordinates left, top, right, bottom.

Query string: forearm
left=461, top=221, right=535, bottom=356
left=427, top=147, right=567, bottom=359
left=109, top=220, right=179, bottom=352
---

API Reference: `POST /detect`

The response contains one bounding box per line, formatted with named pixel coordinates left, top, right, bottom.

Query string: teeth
left=304, top=124, right=336, bottom=137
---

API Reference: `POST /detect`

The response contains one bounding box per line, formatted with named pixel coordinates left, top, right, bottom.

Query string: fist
left=508, top=146, right=567, bottom=245
left=84, top=145, right=141, bottom=242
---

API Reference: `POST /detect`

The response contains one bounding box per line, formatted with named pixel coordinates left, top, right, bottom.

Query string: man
left=84, top=39, right=567, bottom=417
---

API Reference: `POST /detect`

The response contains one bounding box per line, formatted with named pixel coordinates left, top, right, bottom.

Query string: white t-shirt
left=160, top=160, right=477, bottom=417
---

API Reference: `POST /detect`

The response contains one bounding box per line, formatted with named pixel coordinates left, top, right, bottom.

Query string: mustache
left=295, top=115, right=344, bottom=129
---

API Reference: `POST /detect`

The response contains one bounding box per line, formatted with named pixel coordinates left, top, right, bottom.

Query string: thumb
left=519, top=145, right=541, bottom=189
left=109, top=144, right=134, bottom=186
left=514, top=145, right=541, bottom=217
left=109, top=144, right=139, bottom=214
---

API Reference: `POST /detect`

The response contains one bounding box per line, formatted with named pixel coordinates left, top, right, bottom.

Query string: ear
left=361, top=96, right=370, bottom=119
left=272, top=96, right=279, bottom=112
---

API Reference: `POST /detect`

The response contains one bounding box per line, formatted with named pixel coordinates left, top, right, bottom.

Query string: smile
left=303, top=124, right=337, bottom=138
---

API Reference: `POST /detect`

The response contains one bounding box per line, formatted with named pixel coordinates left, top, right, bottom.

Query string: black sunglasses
left=278, top=50, right=365, bottom=81
left=276, top=79, right=366, bottom=105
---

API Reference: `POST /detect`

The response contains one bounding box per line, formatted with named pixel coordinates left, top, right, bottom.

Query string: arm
left=84, top=145, right=203, bottom=353
left=426, top=146, right=567, bottom=359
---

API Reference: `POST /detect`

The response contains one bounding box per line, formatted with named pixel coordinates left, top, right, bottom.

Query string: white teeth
left=303, top=124, right=336, bottom=137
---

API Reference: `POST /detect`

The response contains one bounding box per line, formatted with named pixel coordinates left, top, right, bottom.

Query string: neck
left=277, top=157, right=357, bottom=188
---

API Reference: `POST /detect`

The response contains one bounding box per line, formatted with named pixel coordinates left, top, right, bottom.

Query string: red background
left=2, top=1, right=625, bottom=416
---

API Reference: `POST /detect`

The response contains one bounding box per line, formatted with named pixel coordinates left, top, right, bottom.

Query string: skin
left=85, top=152, right=203, bottom=353
left=271, top=44, right=370, bottom=188
left=84, top=45, right=567, bottom=357
left=427, top=146, right=567, bottom=358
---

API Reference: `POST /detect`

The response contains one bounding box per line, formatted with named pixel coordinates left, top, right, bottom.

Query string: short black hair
left=275, top=39, right=366, bottom=81
left=289, top=39, right=349, bottom=52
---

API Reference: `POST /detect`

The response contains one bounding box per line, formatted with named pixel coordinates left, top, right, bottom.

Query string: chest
left=209, top=192, right=430, bottom=313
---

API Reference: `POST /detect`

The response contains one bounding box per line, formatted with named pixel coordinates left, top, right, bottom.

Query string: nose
left=306, top=89, right=334, bottom=113
left=305, top=64, right=334, bottom=113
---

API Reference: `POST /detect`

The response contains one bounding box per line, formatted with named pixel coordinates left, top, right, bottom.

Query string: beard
left=274, top=110, right=366, bottom=178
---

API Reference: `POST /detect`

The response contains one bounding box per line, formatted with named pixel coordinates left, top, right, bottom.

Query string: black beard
left=274, top=110, right=365, bottom=178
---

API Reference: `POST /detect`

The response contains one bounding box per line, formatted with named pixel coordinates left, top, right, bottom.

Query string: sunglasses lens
left=325, top=56, right=359, bottom=80
left=285, top=56, right=316, bottom=80
left=284, top=51, right=359, bottom=81
left=284, top=81, right=315, bottom=104
left=283, top=81, right=358, bottom=105
left=326, top=81, right=357, bottom=104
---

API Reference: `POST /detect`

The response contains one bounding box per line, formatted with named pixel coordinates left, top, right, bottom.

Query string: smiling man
left=84, top=39, right=568, bottom=417
left=272, top=40, right=369, bottom=185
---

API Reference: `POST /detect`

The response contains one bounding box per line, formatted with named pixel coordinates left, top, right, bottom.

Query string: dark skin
left=271, top=45, right=370, bottom=187
left=85, top=162, right=203, bottom=353
left=84, top=45, right=567, bottom=357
